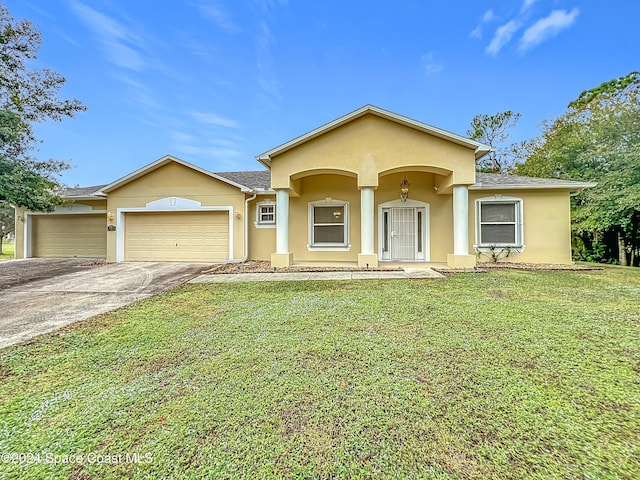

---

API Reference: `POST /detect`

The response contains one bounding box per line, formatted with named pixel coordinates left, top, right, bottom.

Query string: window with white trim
left=308, top=199, right=350, bottom=249
left=255, top=201, right=276, bottom=227
left=476, top=197, right=523, bottom=247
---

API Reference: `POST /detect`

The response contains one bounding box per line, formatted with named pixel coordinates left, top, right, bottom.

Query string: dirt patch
left=0, top=258, right=107, bottom=290
left=202, top=260, right=402, bottom=274
left=476, top=262, right=604, bottom=271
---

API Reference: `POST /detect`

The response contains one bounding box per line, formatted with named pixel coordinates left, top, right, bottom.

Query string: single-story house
left=14, top=105, right=595, bottom=268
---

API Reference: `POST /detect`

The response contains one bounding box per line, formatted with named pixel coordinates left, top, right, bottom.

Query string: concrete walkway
left=189, top=267, right=444, bottom=284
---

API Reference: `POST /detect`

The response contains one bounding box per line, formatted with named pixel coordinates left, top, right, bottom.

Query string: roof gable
left=99, top=155, right=251, bottom=194
left=256, top=105, right=492, bottom=167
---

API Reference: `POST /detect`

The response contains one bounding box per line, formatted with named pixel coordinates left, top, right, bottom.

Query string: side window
left=476, top=197, right=523, bottom=247
left=255, top=201, right=276, bottom=227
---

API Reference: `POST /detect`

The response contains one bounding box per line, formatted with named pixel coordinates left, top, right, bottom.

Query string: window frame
left=307, top=198, right=351, bottom=251
left=255, top=200, right=276, bottom=228
left=474, top=195, right=524, bottom=251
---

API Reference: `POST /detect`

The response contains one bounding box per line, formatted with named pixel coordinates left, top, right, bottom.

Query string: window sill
left=254, top=222, right=276, bottom=229
left=307, top=244, right=352, bottom=252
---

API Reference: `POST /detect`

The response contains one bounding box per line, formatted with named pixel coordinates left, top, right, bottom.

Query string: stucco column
left=447, top=185, right=476, bottom=268
left=358, top=186, right=378, bottom=268
left=272, top=188, right=293, bottom=267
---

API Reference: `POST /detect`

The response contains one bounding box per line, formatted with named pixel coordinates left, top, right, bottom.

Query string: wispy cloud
left=519, top=8, right=580, bottom=52
left=421, top=52, right=443, bottom=75
left=255, top=20, right=282, bottom=104
left=486, top=20, right=520, bottom=56
left=69, top=0, right=150, bottom=71
left=187, top=111, right=240, bottom=128
left=193, top=1, right=241, bottom=32
left=483, top=10, right=496, bottom=22
left=170, top=130, right=244, bottom=167
left=521, top=0, right=538, bottom=12
left=470, top=9, right=496, bottom=39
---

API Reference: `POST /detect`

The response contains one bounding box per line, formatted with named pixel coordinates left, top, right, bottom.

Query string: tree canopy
left=516, top=71, right=640, bottom=266
left=467, top=110, right=522, bottom=173
left=0, top=4, right=86, bottom=210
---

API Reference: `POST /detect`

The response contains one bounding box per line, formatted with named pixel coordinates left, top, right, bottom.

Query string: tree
left=0, top=200, right=13, bottom=254
left=516, top=72, right=640, bottom=266
left=0, top=4, right=86, bottom=210
left=467, top=110, right=522, bottom=173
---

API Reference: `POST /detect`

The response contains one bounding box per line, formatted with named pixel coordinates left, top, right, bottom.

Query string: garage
left=124, top=211, right=230, bottom=262
left=31, top=214, right=107, bottom=257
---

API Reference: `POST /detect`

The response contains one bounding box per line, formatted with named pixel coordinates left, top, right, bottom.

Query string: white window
left=255, top=201, right=276, bottom=228
left=475, top=196, right=523, bottom=248
left=308, top=199, right=350, bottom=250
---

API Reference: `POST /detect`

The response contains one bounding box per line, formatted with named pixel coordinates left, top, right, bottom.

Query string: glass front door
left=381, top=207, right=426, bottom=261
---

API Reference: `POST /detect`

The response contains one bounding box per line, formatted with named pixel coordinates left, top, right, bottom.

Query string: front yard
left=0, top=268, right=638, bottom=479
left=0, top=242, right=14, bottom=261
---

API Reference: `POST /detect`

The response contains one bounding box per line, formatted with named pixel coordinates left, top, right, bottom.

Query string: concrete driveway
left=0, top=259, right=209, bottom=349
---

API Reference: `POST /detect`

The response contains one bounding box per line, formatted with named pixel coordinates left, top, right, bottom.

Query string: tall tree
left=467, top=110, right=522, bottom=173
left=516, top=72, right=640, bottom=266
left=0, top=4, right=86, bottom=210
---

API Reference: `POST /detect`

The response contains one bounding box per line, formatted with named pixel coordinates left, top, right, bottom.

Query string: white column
left=276, top=189, right=289, bottom=254
left=360, top=187, right=374, bottom=255
left=453, top=185, right=469, bottom=255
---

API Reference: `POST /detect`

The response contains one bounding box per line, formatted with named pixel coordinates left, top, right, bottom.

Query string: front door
left=381, top=206, right=427, bottom=261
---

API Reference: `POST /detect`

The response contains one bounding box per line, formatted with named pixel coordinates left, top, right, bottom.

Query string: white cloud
left=194, top=2, right=241, bottom=32
left=470, top=9, right=496, bottom=40
left=421, top=52, right=443, bottom=75
left=519, top=8, right=580, bottom=52
left=485, top=20, right=520, bottom=55
left=256, top=21, right=282, bottom=103
left=521, top=0, right=538, bottom=12
left=187, top=111, right=239, bottom=128
left=483, top=10, right=496, bottom=22
left=70, top=1, right=148, bottom=71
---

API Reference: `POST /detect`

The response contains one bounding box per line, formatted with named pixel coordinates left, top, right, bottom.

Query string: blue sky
left=6, top=0, right=638, bottom=187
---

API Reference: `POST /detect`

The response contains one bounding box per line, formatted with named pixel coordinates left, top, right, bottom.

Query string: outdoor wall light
left=107, top=211, right=115, bottom=222
left=400, top=175, right=410, bottom=202
left=235, top=210, right=241, bottom=219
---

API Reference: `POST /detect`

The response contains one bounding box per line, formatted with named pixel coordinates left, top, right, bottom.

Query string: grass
left=0, top=242, right=14, bottom=261
left=0, top=268, right=639, bottom=479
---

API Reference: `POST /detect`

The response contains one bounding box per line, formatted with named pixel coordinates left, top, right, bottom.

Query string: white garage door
left=124, top=211, right=229, bottom=262
left=32, top=214, right=107, bottom=257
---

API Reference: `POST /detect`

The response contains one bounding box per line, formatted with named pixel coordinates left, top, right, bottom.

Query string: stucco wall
left=270, top=114, right=477, bottom=190
left=105, top=162, right=246, bottom=262
left=248, top=195, right=276, bottom=261
left=468, top=189, right=573, bottom=264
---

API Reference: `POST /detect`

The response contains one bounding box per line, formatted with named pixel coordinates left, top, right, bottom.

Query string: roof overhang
left=98, top=155, right=252, bottom=194
left=469, top=182, right=598, bottom=191
left=256, top=105, right=492, bottom=168
left=62, top=195, right=107, bottom=201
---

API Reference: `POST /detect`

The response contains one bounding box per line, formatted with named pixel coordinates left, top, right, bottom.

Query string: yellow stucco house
left=14, top=106, right=595, bottom=268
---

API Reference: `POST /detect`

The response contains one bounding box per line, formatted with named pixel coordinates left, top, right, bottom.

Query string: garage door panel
left=32, top=214, right=107, bottom=258
left=125, top=211, right=229, bottom=262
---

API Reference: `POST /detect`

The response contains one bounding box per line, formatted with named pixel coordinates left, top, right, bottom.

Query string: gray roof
left=63, top=185, right=107, bottom=197
left=61, top=171, right=595, bottom=198
left=215, top=170, right=272, bottom=190
left=472, top=173, right=595, bottom=190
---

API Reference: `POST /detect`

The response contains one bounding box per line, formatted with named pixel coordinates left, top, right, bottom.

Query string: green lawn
left=0, top=242, right=14, bottom=261
left=1, top=269, right=639, bottom=479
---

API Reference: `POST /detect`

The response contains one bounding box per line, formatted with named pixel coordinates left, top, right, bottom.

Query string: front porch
left=269, top=171, right=477, bottom=269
